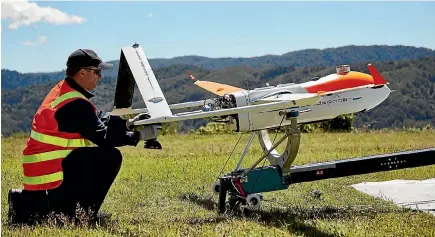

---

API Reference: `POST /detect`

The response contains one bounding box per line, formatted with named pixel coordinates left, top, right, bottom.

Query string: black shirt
left=54, top=77, right=140, bottom=147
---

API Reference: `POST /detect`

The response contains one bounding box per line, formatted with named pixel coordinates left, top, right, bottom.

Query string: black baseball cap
left=66, top=49, right=113, bottom=70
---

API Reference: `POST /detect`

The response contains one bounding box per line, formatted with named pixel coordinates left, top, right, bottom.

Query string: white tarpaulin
left=351, top=179, right=435, bottom=216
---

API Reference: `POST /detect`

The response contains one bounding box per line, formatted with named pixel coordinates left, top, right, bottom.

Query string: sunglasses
left=82, top=67, right=102, bottom=76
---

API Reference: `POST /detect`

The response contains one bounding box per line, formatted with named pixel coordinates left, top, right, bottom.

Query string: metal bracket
left=258, top=111, right=300, bottom=175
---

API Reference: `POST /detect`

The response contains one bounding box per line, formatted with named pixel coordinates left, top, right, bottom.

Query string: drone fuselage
left=221, top=72, right=391, bottom=132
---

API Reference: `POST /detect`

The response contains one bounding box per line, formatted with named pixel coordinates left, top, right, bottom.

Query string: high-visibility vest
left=22, top=79, right=96, bottom=191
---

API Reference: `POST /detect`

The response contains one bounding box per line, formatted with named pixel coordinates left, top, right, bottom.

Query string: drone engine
left=202, top=94, right=237, bottom=123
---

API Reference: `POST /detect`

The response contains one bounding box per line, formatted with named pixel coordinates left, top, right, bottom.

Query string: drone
left=109, top=43, right=435, bottom=213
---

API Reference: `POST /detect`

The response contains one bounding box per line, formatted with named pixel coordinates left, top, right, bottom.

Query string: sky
left=1, top=1, right=435, bottom=73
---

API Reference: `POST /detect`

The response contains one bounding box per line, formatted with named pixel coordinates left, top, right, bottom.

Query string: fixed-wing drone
left=110, top=43, right=435, bottom=213
left=111, top=43, right=391, bottom=131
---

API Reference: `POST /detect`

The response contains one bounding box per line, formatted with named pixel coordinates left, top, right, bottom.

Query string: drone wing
left=194, top=81, right=244, bottom=96
left=134, top=100, right=298, bottom=126
left=187, top=70, right=244, bottom=96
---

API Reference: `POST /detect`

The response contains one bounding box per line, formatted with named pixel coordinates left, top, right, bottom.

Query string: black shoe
left=144, top=139, right=162, bottom=149
left=8, top=189, right=21, bottom=224
left=8, top=189, right=49, bottom=225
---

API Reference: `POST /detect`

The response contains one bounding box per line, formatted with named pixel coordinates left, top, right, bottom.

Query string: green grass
left=2, top=130, right=435, bottom=236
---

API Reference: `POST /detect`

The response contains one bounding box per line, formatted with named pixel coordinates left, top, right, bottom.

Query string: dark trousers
left=46, top=147, right=122, bottom=219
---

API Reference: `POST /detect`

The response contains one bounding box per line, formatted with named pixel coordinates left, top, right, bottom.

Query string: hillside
left=3, top=45, right=435, bottom=91
left=2, top=55, right=434, bottom=136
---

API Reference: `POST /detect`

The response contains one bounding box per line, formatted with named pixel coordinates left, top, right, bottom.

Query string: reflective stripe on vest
left=50, top=91, right=87, bottom=108
left=23, top=171, right=63, bottom=185
left=23, top=150, right=73, bottom=163
left=30, top=130, right=93, bottom=147
left=23, top=91, right=95, bottom=190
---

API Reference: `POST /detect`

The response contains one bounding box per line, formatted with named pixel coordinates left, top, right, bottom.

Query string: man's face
left=78, top=67, right=102, bottom=90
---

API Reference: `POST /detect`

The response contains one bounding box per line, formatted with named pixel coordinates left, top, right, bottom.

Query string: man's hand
left=126, top=113, right=151, bottom=130
left=138, top=124, right=162, bottom=141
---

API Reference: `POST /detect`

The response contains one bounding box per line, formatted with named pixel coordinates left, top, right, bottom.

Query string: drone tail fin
left=115, top=44, right=173, bottom=119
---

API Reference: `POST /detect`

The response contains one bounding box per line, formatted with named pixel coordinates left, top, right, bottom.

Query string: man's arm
left=55, top=99, right=140, bottom=147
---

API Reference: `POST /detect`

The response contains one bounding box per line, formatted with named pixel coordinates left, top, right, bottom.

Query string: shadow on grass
left=179, top=192, right=217, bottom=211
left=179, top=192, right=410, bottom=237
left=4, top=210, right=122, bottom=232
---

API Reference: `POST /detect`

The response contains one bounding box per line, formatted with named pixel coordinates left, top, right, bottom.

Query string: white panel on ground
left=351, top=179, right=435, bottom=216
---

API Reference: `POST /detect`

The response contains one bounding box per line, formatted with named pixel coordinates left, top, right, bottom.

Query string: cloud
left=22, top=35, right=47, bottom=46
left=148, top=12, right=153, bottom=18
left=1, top=0, right=86, bottom=30
left=22, top=40, right=36, bottom=46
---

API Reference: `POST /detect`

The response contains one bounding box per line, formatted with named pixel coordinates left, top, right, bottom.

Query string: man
left=8, top=49, right=159, bottom=225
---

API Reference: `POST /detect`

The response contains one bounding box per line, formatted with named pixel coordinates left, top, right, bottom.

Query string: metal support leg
left=241, top=132, right=291, bottom=178
left=234, top=132, right=256, bottom=171
left=218, top=178, right=230, bottom=214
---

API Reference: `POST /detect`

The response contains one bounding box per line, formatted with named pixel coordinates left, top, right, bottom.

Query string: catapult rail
left=217, top=147, right=435, bottom=213
left=287, top=148, right=435, bottom=184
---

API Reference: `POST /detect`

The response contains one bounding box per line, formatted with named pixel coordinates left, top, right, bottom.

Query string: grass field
left=2, top=130, right=435, bottom=236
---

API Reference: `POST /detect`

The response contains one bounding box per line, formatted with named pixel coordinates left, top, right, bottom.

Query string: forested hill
left=2, top=55, right=434, bottom=136
left=149, top=45, right=435, bottom=70
left=3, top=45, right=435, bottom=91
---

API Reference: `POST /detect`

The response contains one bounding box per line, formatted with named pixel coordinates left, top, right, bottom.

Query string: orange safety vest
left=22, top=79, right=96, bottom=191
